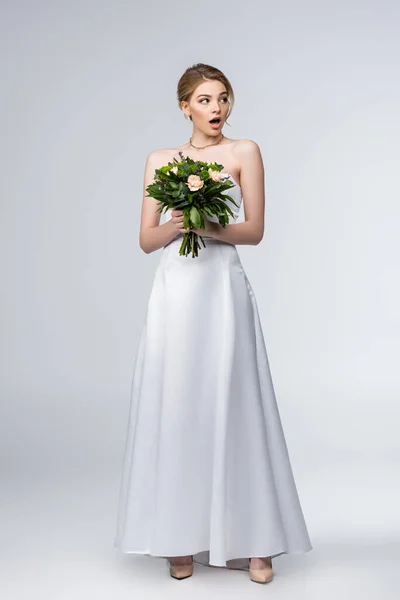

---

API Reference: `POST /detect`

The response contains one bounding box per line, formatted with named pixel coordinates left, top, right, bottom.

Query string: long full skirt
left=113, top=235, right=312, bottom=571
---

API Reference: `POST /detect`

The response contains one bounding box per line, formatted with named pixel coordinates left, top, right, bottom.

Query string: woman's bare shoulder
left=231, top=139, right=261, bottom=152
left=146, top=146, right=178, bottom=166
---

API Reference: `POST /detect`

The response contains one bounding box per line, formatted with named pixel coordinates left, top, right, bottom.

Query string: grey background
left=1, top=0, right=399, bottom=598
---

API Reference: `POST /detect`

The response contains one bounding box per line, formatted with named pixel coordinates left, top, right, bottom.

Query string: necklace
left=189, top=133, right=224, bottom=150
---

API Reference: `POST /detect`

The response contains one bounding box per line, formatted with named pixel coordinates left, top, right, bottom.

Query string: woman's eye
left=200, top=97, right=228, bottom=104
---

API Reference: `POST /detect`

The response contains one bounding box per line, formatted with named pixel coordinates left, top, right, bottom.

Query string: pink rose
left=186, top=174, right=204, bottom=191
left=208, top=169, right=223, bottom=182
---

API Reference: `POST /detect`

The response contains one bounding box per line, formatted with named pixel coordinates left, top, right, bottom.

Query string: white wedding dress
left=113, top=171, right=312, bottom=571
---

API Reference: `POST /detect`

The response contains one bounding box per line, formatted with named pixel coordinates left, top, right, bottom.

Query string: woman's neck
left=188, top=131, right=224, bottom=148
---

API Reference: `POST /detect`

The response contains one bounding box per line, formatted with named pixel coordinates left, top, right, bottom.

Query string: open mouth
left=209, top=118, right=221, bottom=124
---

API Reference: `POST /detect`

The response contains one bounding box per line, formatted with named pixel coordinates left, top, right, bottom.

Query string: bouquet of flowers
left=145, top=151, right=240, bottom=257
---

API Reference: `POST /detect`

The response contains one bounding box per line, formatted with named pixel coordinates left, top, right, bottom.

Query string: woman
left=114, top=63, right=313, bottom=583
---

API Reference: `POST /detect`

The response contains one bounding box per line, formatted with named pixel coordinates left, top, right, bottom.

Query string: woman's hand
left=170, top=209, right=187, bottom=236
left=171, top=209, right=219, bottom=237
left=191, top=218, right=219, bottom=237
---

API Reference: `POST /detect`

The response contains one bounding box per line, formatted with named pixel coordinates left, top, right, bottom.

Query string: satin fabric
left=113, top=176, right=312, bottom=571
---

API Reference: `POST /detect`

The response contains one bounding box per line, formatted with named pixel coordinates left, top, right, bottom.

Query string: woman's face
left=183, top=79, right=230, bottom=134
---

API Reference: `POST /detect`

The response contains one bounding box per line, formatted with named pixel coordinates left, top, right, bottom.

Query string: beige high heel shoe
left=169, top=555, right=194, bottom=580
left=248, top=556, right=273, bottom=583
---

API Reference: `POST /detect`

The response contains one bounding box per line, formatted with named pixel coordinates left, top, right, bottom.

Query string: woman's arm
left=139, top=151, right=180, bottom=254
left=207, top=140, right=265, bottom=246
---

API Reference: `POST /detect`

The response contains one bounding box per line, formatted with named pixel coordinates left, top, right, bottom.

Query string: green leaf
left=190, top=206, right=201, bottom=227
left=222, top=193, right=241, bottom=209
left=183, top=211, right=190, bottom=228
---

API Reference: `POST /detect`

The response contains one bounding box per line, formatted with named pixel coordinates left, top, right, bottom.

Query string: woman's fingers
left=172, top=209, right=184, bottom=225
left=171, top=209, right=193, bottom=233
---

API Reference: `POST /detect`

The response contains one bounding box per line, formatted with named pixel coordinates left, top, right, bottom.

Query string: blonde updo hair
left=177, top=63, right=234, bottom=126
